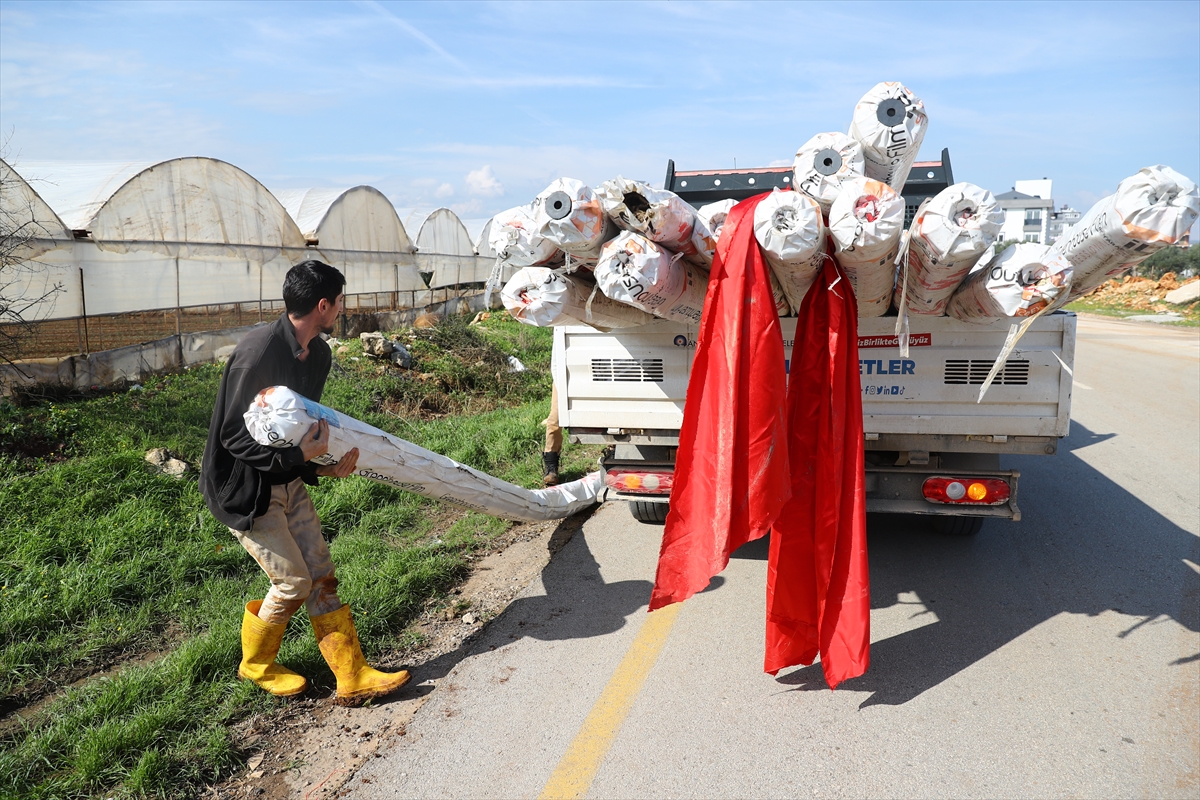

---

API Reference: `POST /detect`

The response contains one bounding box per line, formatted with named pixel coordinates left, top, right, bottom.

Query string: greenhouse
left=0, top=157, right=499, bottom=361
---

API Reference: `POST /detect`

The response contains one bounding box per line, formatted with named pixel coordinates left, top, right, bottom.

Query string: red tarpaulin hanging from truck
left=648, top=193, right=791, bottom=611
left=647, top=190, right=869, bottom=689
left=765, top=257, right=870, bottom=689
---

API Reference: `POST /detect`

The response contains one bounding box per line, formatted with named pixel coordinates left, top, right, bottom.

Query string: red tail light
left=605, top=469, right=674, bottom=495
left=922, top=477, right=1010, bottom=506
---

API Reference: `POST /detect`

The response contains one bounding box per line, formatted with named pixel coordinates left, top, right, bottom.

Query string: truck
left=553, top=153, right=1077, bottom=534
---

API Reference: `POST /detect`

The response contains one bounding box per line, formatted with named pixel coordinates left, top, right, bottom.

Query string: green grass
left=0, top=312, right=597, bottom=799
left=1065, top=297, right=1200, bottom=326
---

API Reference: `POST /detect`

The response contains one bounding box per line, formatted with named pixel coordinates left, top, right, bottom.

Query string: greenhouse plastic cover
left=4, top=159, right=484, bottom=320
left=19, top=158, right=308, bottom=259
left=245, top=386, right=605, bottom=522
left=274, top=186, right=414, bottom=254
left=0, top=158, right=71, bottom=261
left=416, top=208, right=493, bottom=288
left=14, top=160, right=152, bottom=231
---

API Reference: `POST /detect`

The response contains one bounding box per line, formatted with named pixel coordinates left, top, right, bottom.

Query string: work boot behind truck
left=554, top=311, right=1075, bottom=533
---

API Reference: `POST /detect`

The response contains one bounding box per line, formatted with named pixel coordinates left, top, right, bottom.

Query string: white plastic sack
left=245, top=386, right=605, bottom=522
left=697, top=199, right=737, bottom=241
left=594, top=231, right=709, bottom=324
left=828, top=176, right=905, bottom=317
left=532, top=178, right=616, bottom=267
left=501, top=267, right=655, bottom=329
left=792, top=131, right=866, bottom=213
left=597, top=177, right=716, bottom=267
left=1051, top=165, right=1199, bottom=300
left=488, top=205, right=563, bottom=268
left=947, top=243, right=1073, bottom=323
left=753, top=190, right=827, bottom=311
left=903, top=183, right=1003, bottom=316
left=697, top=197, right=789, bottom=315
left=849, top=82, right=928, bottom=191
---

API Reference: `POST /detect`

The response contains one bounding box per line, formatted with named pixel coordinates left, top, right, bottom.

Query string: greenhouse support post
left=174, top=256, right=182, bottom=336
left=78, top=267, right=90, bottom=354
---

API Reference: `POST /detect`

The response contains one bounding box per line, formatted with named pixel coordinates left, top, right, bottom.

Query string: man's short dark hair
left=283, top=261, right=346, bottom=317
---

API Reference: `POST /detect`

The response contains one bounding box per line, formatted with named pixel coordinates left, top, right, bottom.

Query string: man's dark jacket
left=201, top=314, right=331, bottom=531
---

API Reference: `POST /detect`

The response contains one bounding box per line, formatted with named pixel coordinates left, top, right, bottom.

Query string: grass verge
left=0, top=312, right=598, bottom=799
left=1064, top=299, right=1200, bottom=325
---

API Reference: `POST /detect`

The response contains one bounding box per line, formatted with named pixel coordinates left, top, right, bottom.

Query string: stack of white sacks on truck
left=492, top=81, right=1199, bottom=333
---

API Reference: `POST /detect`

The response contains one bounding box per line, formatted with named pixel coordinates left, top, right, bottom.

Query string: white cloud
left=465, top=165, right=503, bottom=197
left=435, top=182, right=455, bottom=198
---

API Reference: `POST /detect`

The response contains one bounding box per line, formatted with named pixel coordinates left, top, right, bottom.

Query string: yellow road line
left=539, top=603, right=684, bottom=800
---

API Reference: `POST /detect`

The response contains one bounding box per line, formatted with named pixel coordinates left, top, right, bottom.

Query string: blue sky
left=2, top=0, right=1198, bottom=224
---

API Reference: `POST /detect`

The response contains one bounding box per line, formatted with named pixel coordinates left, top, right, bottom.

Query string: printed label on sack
left=858, top=333, right=931, bottom=348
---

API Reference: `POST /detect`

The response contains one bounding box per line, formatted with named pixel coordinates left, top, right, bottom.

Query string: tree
left=1133, top=244, right=1199, bottom=279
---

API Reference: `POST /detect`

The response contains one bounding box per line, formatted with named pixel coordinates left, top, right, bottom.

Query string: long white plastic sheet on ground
left=947, top=243, right=1073, bottom=323
left=828, top=176, right=905, bottom=317
left=596, top=177, right=716, bottom=267
left=245, top=387, right=605, bottom=522
left=594, top=232, right=709, bottom=324
left=849, top=82, right=928, bottom=191
left=792, top=131, right=866, bottom=213
left=753, top=189, right=826, bottom=312
left=1051, top=165, right=1199, bottom=301
left=501, top=267, right=655, bottom=329
left=532, top=178, right=616, bottom=267
left=903, top=182, right=1002, bottom=316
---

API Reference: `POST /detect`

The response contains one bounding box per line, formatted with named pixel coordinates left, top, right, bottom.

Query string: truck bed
left=557, top=312, right=1075, bottom=448
left=555, top=312, right=1077, bottom=522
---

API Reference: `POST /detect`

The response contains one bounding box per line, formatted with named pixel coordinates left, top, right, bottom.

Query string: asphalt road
left=348, top=313, right=1199, bottom=799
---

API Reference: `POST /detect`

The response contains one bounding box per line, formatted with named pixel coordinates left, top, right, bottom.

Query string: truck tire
left=931, top=516, right=985, bottom=536
left=630, top=501, right=669, bottom=525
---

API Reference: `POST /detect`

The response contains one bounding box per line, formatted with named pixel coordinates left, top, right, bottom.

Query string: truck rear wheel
left=630, top=501, right=669, bottom=525
left=931, top=516, right=985, bottom=536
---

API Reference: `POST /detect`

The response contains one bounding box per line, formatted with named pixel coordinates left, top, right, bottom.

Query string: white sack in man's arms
left=245, top=386, right=605, bottom=521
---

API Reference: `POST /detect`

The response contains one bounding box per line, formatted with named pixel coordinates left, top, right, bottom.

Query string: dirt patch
left=206, top=510, right=590, bottom=799
left=1082, top=273, right=1198, bottom=312
left=0, top=430, right=70, bottom=464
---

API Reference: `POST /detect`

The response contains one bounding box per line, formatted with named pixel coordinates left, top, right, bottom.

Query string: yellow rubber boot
left=238, top=600, right=307, bottom=697
left=311, top=605, right=410, bottom=706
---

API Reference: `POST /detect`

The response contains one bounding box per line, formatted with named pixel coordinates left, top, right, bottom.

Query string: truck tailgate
left=556, top=312, right=1076, bottom=443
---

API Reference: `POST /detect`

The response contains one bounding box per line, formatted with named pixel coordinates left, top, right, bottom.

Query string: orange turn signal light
left=604, top=469, right=673, bottom=495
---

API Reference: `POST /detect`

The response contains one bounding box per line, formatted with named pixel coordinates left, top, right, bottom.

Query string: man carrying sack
left=201, top=260, right=410, bottom=705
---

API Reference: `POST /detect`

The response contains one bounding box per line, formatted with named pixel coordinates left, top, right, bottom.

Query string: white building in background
left=995, top=178, right=1055, bottom=244
left=1048, top=204, right=1082, bottom=244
